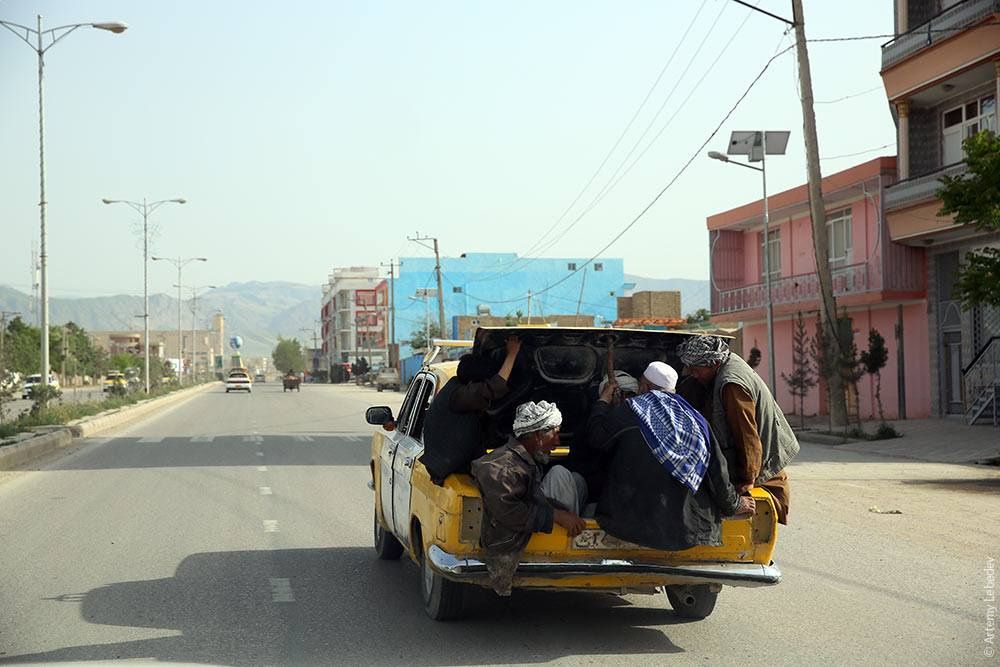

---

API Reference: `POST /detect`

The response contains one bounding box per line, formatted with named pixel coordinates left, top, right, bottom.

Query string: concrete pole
left=37, top=15, right=50, bottom=392
left=896, top=100, right=910, bottom=180
left=792, top=0, right=847, bottom=427
left=143, top=199, right=150, bottom=394
left=433, top=238, right=446, bottom=336
left=761, top=131, right=776, bottom=395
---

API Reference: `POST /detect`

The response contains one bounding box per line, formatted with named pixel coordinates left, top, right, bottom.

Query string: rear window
left=534, top=346, right=598, bottom=384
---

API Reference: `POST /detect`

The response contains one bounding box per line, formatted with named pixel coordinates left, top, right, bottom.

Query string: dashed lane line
left=136, top=436, right=163, bottom=444
left=257, top=466, right=268, bottom=472
left=259, top=486, right=273, bottom=495
left=269, top=578, right=295, bottom=603
left=191, top=435, right=215, bottom=443
left=263, top=520, right=279, bottom=532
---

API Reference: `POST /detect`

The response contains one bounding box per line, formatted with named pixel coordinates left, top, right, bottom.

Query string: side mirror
left=366, top=406, right=394, bottom=426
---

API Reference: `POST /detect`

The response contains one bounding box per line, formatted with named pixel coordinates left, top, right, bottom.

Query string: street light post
left=102, top=198, right=187, bottom=393
left=708, top=130, right=789, bottom=395
left=1, top=15, right=127, bottom=393
left=186, top=285, right=216, bottom=382
left=155, top=256, right=207, bottom=386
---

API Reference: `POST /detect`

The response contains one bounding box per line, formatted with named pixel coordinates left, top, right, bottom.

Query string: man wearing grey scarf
left=678, top=335, right=798, bottom=524
left=470, top=400, right=587, bottom=595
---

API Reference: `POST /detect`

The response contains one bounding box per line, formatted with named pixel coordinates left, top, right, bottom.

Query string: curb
left=0, top=382, right=216, bottom=470
left=795, top=431, right=862, bottom=446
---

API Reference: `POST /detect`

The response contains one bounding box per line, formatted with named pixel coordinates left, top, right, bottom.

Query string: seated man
left=588, top=363, right=754, bottom=551
left=420, top=336, right=521, bottom=484
left=470, top=400, right=586, bottom=596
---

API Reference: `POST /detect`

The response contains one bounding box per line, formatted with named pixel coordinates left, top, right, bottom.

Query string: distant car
left=22, top=373, right=59, bottom=399
left=282, top=373, right=301, bottom=392
left=225, top=371, right=252, bottom=393
left=104, top=371, right=128, bottom=394
left=254, top=373, right=266, bottom=383
left=376, top=368, right=400, bottom=392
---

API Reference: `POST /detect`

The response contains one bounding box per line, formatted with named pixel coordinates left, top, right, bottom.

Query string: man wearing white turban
left=470, top=400, right=587, bottom=595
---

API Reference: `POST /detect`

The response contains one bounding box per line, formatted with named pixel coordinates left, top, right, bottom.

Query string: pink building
left=707, top=157, right=931, bottom=420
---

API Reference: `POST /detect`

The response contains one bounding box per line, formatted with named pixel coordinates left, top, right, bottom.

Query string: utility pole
left=380, top=259, right=398, bottom=346
left=526, top=290, right=533, bottom=324
left=408, top=234, right=446, bottom=335
left=791, top=0, right=847, bottom=426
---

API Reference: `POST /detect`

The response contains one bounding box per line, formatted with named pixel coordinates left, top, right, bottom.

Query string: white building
left=321, top=266, right=389, bottom=370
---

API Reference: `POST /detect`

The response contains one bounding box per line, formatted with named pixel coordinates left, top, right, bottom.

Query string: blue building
left=393, top=252, right=627, bottom=354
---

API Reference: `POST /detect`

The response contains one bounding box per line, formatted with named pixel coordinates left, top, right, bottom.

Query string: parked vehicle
left=366, top=327, right=781, bottom=620
left=22, top=374, right=59, bottom=400
left=375, top=367, right=401, bottom=392
left=282, top=373, right=301, bottom=392
left=104, top=371, right=128, bottom=394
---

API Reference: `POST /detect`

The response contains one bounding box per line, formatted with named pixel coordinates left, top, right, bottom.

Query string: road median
left=0, top=382, right=216, bottom=470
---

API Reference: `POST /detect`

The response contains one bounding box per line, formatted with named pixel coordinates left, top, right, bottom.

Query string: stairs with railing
left=964, top=336, right=1000, bottom=426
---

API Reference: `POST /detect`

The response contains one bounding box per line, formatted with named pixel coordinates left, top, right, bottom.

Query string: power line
left=815, top=86, right=882, bottom=104
left=807, top=21, right=1000, bottom=42
left=820, top=143, right=894, bottom=161
left=504, top=1, right=757, bottom=270
left=463, top=45, right=796, bottom=306
left=466, top=0, right=716, bottom=284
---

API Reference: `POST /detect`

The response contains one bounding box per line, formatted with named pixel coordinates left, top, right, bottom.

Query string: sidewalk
left=793, top=415, right=1000, bottom=465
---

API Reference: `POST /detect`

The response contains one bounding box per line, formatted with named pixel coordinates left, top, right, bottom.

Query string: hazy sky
left=0, top=0, right=896, bottom=300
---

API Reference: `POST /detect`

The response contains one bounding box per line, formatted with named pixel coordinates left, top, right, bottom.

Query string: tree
left=686, top=308, right=711, bottom=326
left=272, top=337, right=303, bottom=373
left=406, top=323, right=442, bottom=352
left=938, top=131, right=1000, bottom=307
left=860, top=328, right=889, bottom=424
left=781, top=312, right=817, bottom=429
left=838, top=321, right=865, bottom=430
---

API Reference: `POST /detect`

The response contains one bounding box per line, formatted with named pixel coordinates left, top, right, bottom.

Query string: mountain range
left=0, top=276, right=710, bottom=356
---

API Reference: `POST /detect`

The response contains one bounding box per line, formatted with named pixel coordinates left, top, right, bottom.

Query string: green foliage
left=860, top=328, right=890, bottom=423
left=272, top=337, right=304, bottom=373
left=781, top=312, right=818, bottom=428
left=28, top=383, right=63, bottom=412
left=406, top=323, right=442, bottom=351
left=874, top=422, right=901, bottom=440
left=685, top=308, right=711, bottom=325
left=937, top=131, right=1000, bottom=308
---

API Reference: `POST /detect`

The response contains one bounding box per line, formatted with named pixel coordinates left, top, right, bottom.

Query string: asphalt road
left=0, top=381, right=997, bottom=665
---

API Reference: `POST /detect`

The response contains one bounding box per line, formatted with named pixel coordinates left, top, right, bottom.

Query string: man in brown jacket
left=470, top=400, right=586, bottom=595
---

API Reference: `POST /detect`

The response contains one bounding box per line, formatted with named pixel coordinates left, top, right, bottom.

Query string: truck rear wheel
left=665, top=584, right=718, bottom=619
left=421, top=548, right=464, bottom=621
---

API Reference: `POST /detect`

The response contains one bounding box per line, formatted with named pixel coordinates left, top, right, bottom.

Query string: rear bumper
left=427, top=545, right=781, bottom=588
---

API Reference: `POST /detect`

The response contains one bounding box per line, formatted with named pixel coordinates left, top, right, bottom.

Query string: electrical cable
left=820, top=143, right=894, bottom=161
left=815, top=86, right=882, bottom=104
left=518, top=2, right=759, bottom=265
left=465, top=0, right=716, bottom=284
left=459, top=45, right=796, bottom=306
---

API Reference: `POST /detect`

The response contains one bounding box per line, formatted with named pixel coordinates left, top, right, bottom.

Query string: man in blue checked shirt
left=583, top=363, right=754, bottom=551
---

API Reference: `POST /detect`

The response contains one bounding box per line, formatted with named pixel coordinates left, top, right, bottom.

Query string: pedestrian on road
left=678, top=335, right=798, bottom=524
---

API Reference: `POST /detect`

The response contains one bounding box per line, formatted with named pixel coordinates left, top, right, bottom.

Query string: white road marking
left=257, top=466, right=268, bottom=472
left=243, top=435, right=263, bottom=443
left=262, top=520, right=279, bottom=532
left=269, top=578, right=294, bottom=602
left=259, top=486, right=273, bottom=495
left=137, top=436, right=163, bottom=444
left=256, top=451, right=264, bottom=457
left=345, top=435, right=364, bottom=443
left=191, top=435, right=214, bottom=443
left=293, top=435, right=314, bottom=442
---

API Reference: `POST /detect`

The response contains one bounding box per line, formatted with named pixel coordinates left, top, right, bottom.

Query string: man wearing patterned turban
left=677, top=335, right=798, bottom=524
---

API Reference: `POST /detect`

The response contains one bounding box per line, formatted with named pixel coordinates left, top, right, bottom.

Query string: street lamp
left=102, top=198, right=187, bottom=393
left=708, top=130, right=789, bottom=395
left=1, top=15, right=127, bottom=392
left=155, top=256, right=207, bottom=386
left=185, top=284, right=216, bottom=382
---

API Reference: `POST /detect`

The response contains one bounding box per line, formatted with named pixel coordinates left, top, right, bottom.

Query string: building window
left=942, top=94, right=996, bottom=165
left=758, top=229, right=780, bottom=280
left=567, top=262, right=577, bottom=271
left=452, top=286, right=463, bottom=293
left=593, top=262, right=603, bottom=271
left=827, top=208, right=852, bottom=267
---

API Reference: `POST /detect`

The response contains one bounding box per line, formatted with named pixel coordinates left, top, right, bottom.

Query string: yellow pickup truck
left=366, top=327, right=781, bottom=620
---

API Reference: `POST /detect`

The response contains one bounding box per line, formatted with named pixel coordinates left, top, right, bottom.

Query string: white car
left=22, top=374, right=59, bottom=399
left=225, top=372, right=252, bottom=393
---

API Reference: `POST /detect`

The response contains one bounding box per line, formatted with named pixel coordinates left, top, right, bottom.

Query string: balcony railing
left=714, top=263, right=874, bottom=315
left=884, top=162, right=968, bottom=211
left=882, top=0, right=1000, bottom=68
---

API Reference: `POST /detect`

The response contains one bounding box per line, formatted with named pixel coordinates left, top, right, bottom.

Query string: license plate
left=573, top=529, right=643, bottom=550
